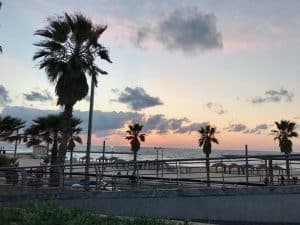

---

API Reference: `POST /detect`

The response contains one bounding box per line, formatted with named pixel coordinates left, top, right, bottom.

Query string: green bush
left=0, top=201, right=177, bottom=225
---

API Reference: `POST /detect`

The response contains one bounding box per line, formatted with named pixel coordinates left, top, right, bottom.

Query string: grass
left=0, top=201, right=181, bottom=225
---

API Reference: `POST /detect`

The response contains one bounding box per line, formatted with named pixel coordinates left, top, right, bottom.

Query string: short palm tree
left=24, top=114, right=82, bottom=186
left=271, top=120, right=298, bottom=182
left=0, top=116, right=26, bottom=158
left=126, top=123, right=146, bottom=177
left=33, top=13, right=111, bottom=165
left=24, top=114, right=62, bottom=165
left=25, top=115, right=82, bottom=165
left=198, top=125, right=219, bottom=187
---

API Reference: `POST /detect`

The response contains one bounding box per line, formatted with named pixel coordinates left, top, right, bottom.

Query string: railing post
left=269, top=159, right=273, bottom=186
left=101, top=141, right=106, bottom=180
left=59, top=166, right=64, bottom=191
left=245, top=144, right=249, bottom=186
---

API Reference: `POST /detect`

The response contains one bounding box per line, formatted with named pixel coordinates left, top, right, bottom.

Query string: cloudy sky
left=0, top=0, right=300, bottom=150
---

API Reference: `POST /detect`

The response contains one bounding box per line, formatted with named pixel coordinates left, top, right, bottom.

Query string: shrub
left=0, top=201, right=177, bottom=225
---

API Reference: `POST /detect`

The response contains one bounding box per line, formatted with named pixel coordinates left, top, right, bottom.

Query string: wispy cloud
left=111, top=87, right=163, bottom=111
left=0, top=84, right=11, bottom=106
left=23, top=90, right=53, bottom=102
left=251, top=88, right=293, bottom=104
left=175, top=122, right=209, bottom=134
left=224, top=123, right=247, bottom=132
left=143, top=114, right=189, bottom=134
left=133, top=7, right=223, bottom=54
left=244, top=124, right=269, bottom=134
left=205, top=102, right=227, bottom=115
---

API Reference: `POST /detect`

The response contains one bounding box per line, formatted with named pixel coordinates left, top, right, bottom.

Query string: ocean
left=0, top=141, right=285, bottom=162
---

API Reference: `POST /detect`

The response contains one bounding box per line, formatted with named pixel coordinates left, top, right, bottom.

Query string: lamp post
left=85, top=75, right=95, bottom=190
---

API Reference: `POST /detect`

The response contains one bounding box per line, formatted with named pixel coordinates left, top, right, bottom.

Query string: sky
left=0, top=0, right=300, bottom=151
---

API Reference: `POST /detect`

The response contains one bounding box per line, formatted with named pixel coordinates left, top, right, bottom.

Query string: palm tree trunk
left=13, top=129, right=19, bottom=158
left=58, top=104, right=73, bottom=164
left=85, top=75, right=95, bottom=189
left=49, top=132, right=59, bottom=186
left=133, top=152, right=137, bottom=177
left=206, top=153, right=210, bottom=187
left=46, top=142, right=50, bottom=156
left=70, top=147, right=74, bottom=178
left=285, top=153, right=290, bottom=184
left=50, top=132, right=58, bottom=165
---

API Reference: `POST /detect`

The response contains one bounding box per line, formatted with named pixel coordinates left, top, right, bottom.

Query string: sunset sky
left=0, top=0, right=299, bottom=151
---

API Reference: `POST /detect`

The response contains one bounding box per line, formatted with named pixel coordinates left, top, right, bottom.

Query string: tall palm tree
left=33, top=13, right=111, bottom=165
left=198, top=125, right=219, bottom=187
left=0, top=116, right=26, bottom=158
left=126, top=123, right=146, bottom=177
left=271, top=120, right=298, bottom=182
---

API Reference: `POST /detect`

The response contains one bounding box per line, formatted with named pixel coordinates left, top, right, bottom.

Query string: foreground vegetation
left=0, top=201, right=179, bottom=225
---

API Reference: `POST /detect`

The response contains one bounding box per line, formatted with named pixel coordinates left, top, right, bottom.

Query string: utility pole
left=85, top=75, right=95, bottom=190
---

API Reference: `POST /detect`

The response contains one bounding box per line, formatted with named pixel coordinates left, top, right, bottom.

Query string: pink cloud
left=222, top=19, right=285, bottom=53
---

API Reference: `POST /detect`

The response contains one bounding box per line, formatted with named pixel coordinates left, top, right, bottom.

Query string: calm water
left=0, top=141, right=286, bottom=162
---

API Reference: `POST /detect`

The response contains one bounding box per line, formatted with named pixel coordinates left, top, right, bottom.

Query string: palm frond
left=289, top=131, right=298, bottom=138
left=139, top=134, right=146, bottom=142
left=211, top=137, right=219, bottom=144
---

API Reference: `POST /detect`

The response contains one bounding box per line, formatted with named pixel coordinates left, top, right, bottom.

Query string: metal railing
left=1, top=154, right=300, bottom=194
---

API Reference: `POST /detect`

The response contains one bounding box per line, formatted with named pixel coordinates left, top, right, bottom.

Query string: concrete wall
left=1, top=186, right=300, bottom=224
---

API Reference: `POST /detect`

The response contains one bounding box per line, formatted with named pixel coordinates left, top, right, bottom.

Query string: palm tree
left=25, top=115, right=82, bottom=165
left=271, top=120, right=298, bottom=182
left=24, top=114, right=62, bottom=165
left=24, top=114, right=82, bottom=185
left=126, top=123, right=146, bottom=177
left=33, top=13, right=111, bottom=165
left=198, top=125, right=219, bottom=187
left=0, top=116, right=26, bottom=158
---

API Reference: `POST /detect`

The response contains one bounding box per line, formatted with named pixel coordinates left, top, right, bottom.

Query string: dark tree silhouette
left=24, top=114, right=82, bottom=166
left=0, top=116, right=26, bottom=157
left=272, top=120, right=298, bottom=182
left=25, top=115, right=62, bottom=165
left=33, top=13, right=111, bottom=165
left=198, top=125, right=219, bottom=187
left=126, top=123, right=146, bottom=177
left=24, top=114, right=82, bottom=186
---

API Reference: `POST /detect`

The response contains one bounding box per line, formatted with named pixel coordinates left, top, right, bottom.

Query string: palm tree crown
left=271, top=120, right=298, bottom=154
left=33, top=13, right=111, bottom=163
left=24, top=114, right=82, bottom=165
left=24, top=114, right=61, bottom=148
left=33, top=13, right=111, bottom=106
left=198, top=125, right=219, bottom=156
left=0, top=116, right=25, bottom=143
left=126, top=123, right=146, bottom=153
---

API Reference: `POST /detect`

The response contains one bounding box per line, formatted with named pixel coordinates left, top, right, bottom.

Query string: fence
left=1, top=154, right=300, bottom=194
